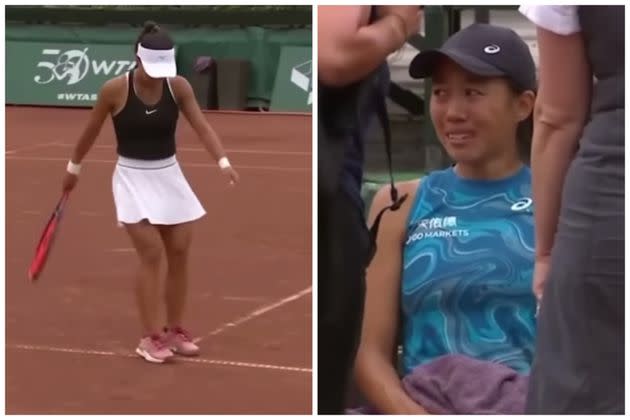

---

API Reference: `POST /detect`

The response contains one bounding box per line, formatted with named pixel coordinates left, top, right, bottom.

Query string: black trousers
left=318, top=189, right=372, bottom=414
left=525, top=110, right=624, bottom=414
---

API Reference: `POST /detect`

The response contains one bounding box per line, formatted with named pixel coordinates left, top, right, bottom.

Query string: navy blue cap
left=409, top=23, right=537, bottom=92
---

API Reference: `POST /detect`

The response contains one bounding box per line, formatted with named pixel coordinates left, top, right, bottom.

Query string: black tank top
left=112, top=69, right=179, bottom=160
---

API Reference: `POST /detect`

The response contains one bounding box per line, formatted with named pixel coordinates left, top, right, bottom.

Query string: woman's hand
left=221, top=166, right=239, bottom=186
left=376, top=6, right=422, bottom=38
left=533, top=254, right=551, bottom=301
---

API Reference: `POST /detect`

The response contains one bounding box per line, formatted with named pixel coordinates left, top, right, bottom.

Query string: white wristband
left=218, top=157, right=231, bottom=169
left=67, top=160, right=82, bottom=175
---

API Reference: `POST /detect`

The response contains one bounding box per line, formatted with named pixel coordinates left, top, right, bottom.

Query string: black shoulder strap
left=367, top=84, right=408, bottom=260
left=127, top=69, right=135, bottom=100
left=368, top=6, right=378, bottom=23
left=369, top=5, right=407, bottom=238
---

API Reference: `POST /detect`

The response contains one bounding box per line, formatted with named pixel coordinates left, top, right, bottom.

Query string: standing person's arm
left=171, top=76, right=239, bottom=185
left=354, top=181, right=428, bottom=414
left=528, top=24, right=591, bottom=298
left=318, top=6, right=422, bottom=86
left=62, top=78, right=118, bottom=191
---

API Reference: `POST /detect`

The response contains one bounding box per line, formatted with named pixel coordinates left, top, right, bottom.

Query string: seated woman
left=353, top=23, right=538, bottom=415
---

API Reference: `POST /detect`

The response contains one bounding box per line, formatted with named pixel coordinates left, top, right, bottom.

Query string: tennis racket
left=27, top=191, right=70, bottom=282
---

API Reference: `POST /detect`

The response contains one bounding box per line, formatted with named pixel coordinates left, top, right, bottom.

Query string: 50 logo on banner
left=34, top=47, right=135, bottom=86
left=7, top=41, right=138, bottom=107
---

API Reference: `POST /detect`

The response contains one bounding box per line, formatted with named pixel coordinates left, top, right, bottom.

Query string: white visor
left=137, top=44, right=176, bottom=78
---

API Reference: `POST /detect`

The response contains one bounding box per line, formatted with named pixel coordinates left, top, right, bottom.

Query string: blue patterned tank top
left=401, top=165, right=536, bottom=375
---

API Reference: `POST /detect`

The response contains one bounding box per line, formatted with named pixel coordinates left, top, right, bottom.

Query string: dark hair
left=517, top=114, right=533, bottom=164
left=135, top=20, right=160, bottom=52
left=507, top=80, right=536, bottom=164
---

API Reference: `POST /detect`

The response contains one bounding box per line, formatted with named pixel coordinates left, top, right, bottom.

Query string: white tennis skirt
left=112, top=155, right=206, bottom=225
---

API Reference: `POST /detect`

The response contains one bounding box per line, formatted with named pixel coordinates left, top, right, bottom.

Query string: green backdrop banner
left=6, top=24, right=311, bottom=109
left=270, top=46, right=312, bottom=112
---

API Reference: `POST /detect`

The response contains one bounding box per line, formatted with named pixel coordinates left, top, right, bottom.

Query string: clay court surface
left=5, top=106, right=312, bottom=414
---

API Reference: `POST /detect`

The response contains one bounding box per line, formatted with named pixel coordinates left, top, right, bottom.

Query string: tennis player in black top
left=62, top=22, right=239, bottom=363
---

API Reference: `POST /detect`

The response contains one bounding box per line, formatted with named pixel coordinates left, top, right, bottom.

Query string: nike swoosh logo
left=145, top=109, right=157, bottom=115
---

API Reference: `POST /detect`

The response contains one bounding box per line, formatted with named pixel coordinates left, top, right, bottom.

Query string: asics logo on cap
left=483, top=44, right=501, bottom=54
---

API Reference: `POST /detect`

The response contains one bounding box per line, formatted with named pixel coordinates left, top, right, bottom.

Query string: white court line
left=51, top=143, right=309, bottom=156
left=194, top=286, right=312, bottom=344
left=108, top=248, right=135, bottom=253
left=5, top=141, right=60, bottom=155
left=6, top=156, right=310, bottom=173
left=8, top=343, right=310, bottom=373
left=21, top=210, right=42, bottom=215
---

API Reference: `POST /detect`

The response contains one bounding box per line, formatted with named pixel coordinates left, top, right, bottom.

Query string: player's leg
left=158, top=221, right=199, bottom=356
left=124, top=220, right=173, bottom=363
